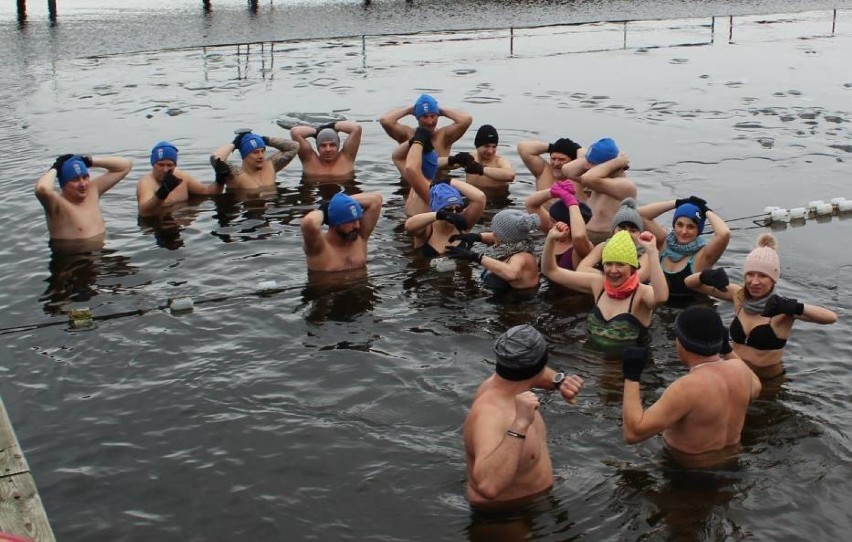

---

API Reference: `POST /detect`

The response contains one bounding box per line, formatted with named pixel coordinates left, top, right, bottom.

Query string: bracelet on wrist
left=506, top=430, right=526, bottom=440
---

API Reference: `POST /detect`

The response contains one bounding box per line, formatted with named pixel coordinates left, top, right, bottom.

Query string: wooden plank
left=0, top=398, right=55, bottom=542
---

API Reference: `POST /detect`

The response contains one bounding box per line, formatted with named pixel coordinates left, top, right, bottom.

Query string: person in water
left=289, top=120, right=363, bottom=179
left=136, top=141, right=225, bottom=217
left=525, top=180, right=593, bottom=271
left=300, top=191, right=384, bottom=272
left=621, top=306, right=761, bottom=466
left=516, top=136, right=584, bottom=192
left=542, top=229, right=668, bottom=351
left=404, top=181, right=485, bottom=259
left=35, top=153, right=133, bottom=242
left=464, top=325, right=584, bottom=509
left=209, top=129, right=299, bottom=190
left=639, top=196, right=730, bottom=300
left=445, top=209, right=541, bottom=291
left=576, top=197, right=655, bottom=281
left=442, top=124, right=516, bottom=196
left=684, top=233, right=837, bottom=379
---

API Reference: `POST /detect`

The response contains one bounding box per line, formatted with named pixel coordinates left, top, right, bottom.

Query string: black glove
left=622, top=346, right=649, bottom=382
left=80, top=155, right=93, bottom=167
left=232, top=129, right=251, bottom=148
left=315, top=122, right=336, bottom=135
left=155, top=171, right=183, bottom=200
left=436, top=209, right=468, bottom=231
left=445, top=245, right=483, bottom=264
left=720, top=329, right=733, bottom=356
left=211, top=157, right=232, bottom=185
left=261, top=136, right=270, bottom=145
left=465, top=161, right=485, bottom=175
left=762, top=294, right=804, bottom=317
left=675, top=195, right=710, bottom=216
left=51, top=154, right=74, bottom=173
left=409, top=127, right=434, bottom=154
left=319, top=200, right=330, bottom=225
left=448, top=232, right=482, bottom=246
left=699, top=268, right=729, bottom=291
left=447, top=152, right=472, bottom=168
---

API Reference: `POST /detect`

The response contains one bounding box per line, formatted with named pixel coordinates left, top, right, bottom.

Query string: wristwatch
left=552, top=372, right=565, bottom=391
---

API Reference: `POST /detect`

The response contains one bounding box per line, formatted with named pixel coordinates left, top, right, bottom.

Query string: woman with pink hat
left=685, top=233, right=837, bottom=379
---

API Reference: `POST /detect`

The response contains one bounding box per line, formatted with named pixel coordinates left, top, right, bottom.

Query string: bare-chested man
left=35, top=154, right=133, bottom=242
left=290, top=120, right=362, bottom=180
left=209, top=130, right=299, bottom=190
left=563, top=137, right=637, bottom=245
left=516, top=137, right=584, bottom=192
left=464, top=325, right=584, bottom=509
left=301, top=191, right=383, bottom=272
left=137, top=141, right=225, bottom=217
left=380, top=93, right=472, bottom=158
left=621, top=306, right=761, bottom=466
left=443, top=124, right=515, bottom=199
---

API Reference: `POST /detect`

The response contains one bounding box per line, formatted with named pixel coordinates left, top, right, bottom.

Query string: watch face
left=552, top=372, right=565, bottom=386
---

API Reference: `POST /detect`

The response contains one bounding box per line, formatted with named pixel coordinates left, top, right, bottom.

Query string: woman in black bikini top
left=684, top=233, right=837, bottom=379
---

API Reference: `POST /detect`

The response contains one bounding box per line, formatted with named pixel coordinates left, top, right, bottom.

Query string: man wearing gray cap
left=290, top=120, right=363, bottom=179
left=464, top=325, right=584, bottom=509
left=621, top=306, right=761, bottom=465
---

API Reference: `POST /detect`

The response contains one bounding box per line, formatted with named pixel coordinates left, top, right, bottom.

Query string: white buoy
left=431, top=257, right=456, bottom=272
left=770, top=208, right=790, bottom=223
left=830, top=197, right=847, bottom=207
left=788, top=207, right=807, bottom=220
left=806, top=200, right=825, bottom=211
left=764, top=206, right=780, bottom=214
left=838, top=200, right=852, bottom=212
left=257, top=280, right=278, bottom=292
left=816, top=203, right=833, bottom=216
left=170, top=297, right=194, bottom=312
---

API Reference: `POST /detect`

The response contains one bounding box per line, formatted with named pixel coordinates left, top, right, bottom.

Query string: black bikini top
left=729, top=309, right=787, bottom=350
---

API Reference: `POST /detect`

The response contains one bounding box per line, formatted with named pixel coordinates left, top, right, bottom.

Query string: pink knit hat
left=743, top=233, right=780, bottom=282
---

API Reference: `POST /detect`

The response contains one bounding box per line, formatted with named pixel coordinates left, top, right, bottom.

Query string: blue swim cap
left=414, top=94, right=439, bottom=118
left=239, top=134, right=266, bottom=159
left=327, top=193, right=364, bottom=227
left=673, top=203, right=706, bottom=234
left=585, top=137, right=619, bottom=165
left=150, top=141, right=178, bottom=165
left=429, top=183, right=463, bottom=212
left=58, top=156, right=89, bottom=187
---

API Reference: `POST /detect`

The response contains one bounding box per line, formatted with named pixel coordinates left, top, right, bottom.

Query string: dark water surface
left=1, top=1, right=851, bottom=541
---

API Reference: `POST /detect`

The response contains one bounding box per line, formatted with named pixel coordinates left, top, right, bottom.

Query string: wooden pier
left=0, top=397, right=54, bottom=542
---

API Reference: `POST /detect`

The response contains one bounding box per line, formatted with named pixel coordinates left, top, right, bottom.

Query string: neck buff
left=661, top=230, right=707, bottom=262
left=742, top=290, right=774, bottom=315
left=487, top=239, right=536, bottom=261
left=604, top=272, right=640, bottom=299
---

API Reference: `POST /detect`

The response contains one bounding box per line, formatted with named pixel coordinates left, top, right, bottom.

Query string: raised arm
left=404, top=211, right=438, bottom=235
left=353, top=192, right=383, bottom=240
left=183, top=169, right=226, bottom=196
left=336, top=121, right=363, bottom=160
left=693, top=211, right=731, bottom=271
left=516, top=140, right=548, bottom=179
left=34, top=166, right=61, bottom=212
left=637, top=233, right=669, bottom=307
left=683, top=270, right=738, bottom=302
left=436, top=106, right=473, bottom=150
left=524, top=188, right=555, bottom=230
left=542, top=226, right=601, bottom=294
left=579, top=154, right=636, bottom=200
left=638, top=199, right=675, bottom=250
left=265, top=136, right=300, bottom=172
left=452, top=179, right=486, bottom=228
left=379, top=105, right=415, bottom=143
left=290, top=125, right=319, bottom=161
left=623, top=377, right=692, bottom=444
left=403, top=139, right=433, bottom=204
left=300, top=209, right=326, bottom=257
left=88, top=156, right=133, bottom=195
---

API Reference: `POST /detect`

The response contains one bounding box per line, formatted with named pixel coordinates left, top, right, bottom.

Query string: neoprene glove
left=720, top=329, right=733, bottom=356
left=699, top=268, right=729, bottom=291
left=155, top=171, right=182, bottom=200
left=212, top=157, right=232, bottom=185
left=80, top=156, right=93, bottom=167
left=410, top=127, right=434, bottom=154
left=447, top=152, right=472, bottom=168
left=315, top=122, right=336, bottom=135
left=51, top=154, right=74, bottom=173
left=465, top=161, right=485, bottom=175
left=436, top=209, right=468, bottom=231
left=622, top=346, right=649, bottom=382
left=675, top=195, right=710, bottom=216
left=261, top=136, right=270, bottom=146
left=448, top=232, right=482, bottom=246
left=762, top=294, right=804, bottom=317
left=232, top=129, right=251, bottom=148
left=445, top=245, right=483, bottom=264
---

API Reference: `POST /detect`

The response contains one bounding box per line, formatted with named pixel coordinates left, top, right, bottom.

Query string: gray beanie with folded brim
left=492, top=210, right=541, bottom=244
left=610, top=197, right=643, bottom=232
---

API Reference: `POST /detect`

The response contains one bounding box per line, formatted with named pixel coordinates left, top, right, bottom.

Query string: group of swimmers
left=35, top=92, right=838, bottom=510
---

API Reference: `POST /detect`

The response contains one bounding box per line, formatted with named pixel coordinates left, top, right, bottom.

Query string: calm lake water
left=1, top=1, right=851, bottom=541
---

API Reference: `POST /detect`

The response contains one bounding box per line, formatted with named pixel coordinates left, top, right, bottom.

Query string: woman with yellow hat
left=684, top=233, right=837, bottom=379
left=542, top=228, right=669, bottom=351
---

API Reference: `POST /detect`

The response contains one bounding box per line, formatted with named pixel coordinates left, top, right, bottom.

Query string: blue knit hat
left=327, top=193, right=364, bottom=227
left=429, top=183, right=463, bottom=212
left=586, top=137, right=619, bottom=165
left=673, top=203, right=706, bottom=234
left=58, top=156, right=89, bottom=187
left=414, top=94, right=439, bottom=118
left=150, top=141, right=178, bottom=165
left=239, top=134, right=266, bottom=159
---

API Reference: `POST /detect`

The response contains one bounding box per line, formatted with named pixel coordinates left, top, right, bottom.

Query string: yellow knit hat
left=602, top=230, right=638, bottom=268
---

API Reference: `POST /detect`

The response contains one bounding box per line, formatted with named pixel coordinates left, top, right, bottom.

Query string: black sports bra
left=729, top=308, right=787, bottom=350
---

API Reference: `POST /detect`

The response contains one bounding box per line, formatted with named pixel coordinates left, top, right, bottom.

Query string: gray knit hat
left=491, top=210, right=541, bottom=244
left=610, top=197, right=643, bottom=232
left=316, top=128, right=340, bottom=147
left=494, top=325, right=548, bottom=381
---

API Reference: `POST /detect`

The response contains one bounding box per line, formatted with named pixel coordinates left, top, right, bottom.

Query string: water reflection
left=299, top=268, right=378, bottom=323
left=137, top=204, right=203, bottom=250
left=41, top=240, right=137, bottom=315
left=465, top=492, right=570, bottom=542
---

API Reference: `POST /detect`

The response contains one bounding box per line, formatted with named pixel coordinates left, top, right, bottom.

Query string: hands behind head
left=761, top=294, right=804, bottom=317
left=699, top=267, right=729, bottom=291
left=51, top=154, right=74, bottom=173
left=622, top=346, right=649, bottom=382
left=675, top=195, right=710, bottom=216
left=315, top=122, right=336, bottom=135
left=448, top=232, right=482, bottom=247
left=232, top=131, right=250, bottom=148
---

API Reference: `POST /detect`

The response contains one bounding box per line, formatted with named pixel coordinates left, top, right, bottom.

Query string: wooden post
left=16, top=0, right=26, bottom=24
left=47, top=0, right=57, bottom=22
left=248, top=0, right=258, bottom=14
left=203, top=0, right=211, bottom=12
